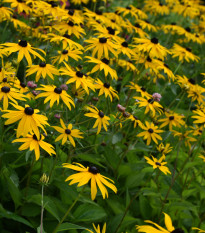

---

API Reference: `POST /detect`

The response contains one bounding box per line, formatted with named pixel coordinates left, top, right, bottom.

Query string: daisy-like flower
left=4, top=0, right=31, bottom=14
left=0, top=5, right=13, bottom=21
left=156, top=143, right=172, bottom=156
left=128, top=115, right=143, bottom=128
left=187, top=85, right=205, bottom=104
left=12, top=134, right=56, bottom=161
left=52, top=119, right=83, bottom=147
left=87, top=223, right=106, bottom=233
left=26, top=62, right=59, bottom=82
left=35, top=85, right=75, bottom=110
left=118, top=59, right=138, bottom=72
left=115, top=5, right=139, bottom=20
left=63, top=163, right=117, bottom=200
left=95, top=79, right=119, bottom=101
left=60, top=63, right=95, bottom=94
left=84, top=106, right=110, bottom=134
left=115, top=39, right=136, bottom=59
left=85, top=37, right=118, bottom=59
left=127, top=82, right=151, bottom=99
left=137, top=121, right=163, bottom=145
left=144, top=155, right=171, bottom=175
left=133, top=37, right=170, bottom=60
left=171, top=44, right=200, bottom=63
left=134, top=96, right=163, bottom=116
left=0, top=85, right=26, bottom=109
left=85, top=56, right=118, bottom=80
left=159, top=112, right=185, bottom=130
left=172, top=129, right=197, bottom=148
left=1, top=104, right=49, bottom=138
left=192, top=109, right=205, bottom=125
left=51, top=48, right=83, bottom=64
left=144, top=0, right=170, bottom=15
left=2, top=40, right=45, bottom=66
left=136, top=213, right=181, bottom=233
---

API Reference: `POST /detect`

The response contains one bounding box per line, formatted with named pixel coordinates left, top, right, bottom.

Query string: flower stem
left=40, top=185, right=44, bottom=233
left=52, top=186, right=85, bottom=233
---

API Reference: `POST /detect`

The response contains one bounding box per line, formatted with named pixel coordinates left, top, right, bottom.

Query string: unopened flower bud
left=60, top=84, right=68, bottom=91
left=27, top=81, right=37, bottom=88
left=40, top=173, right=49, bottom=185
left=123, top=112, right=130, bottom=118
left=117, top=104, right=126, bottom=112
left=54, top=114, right=61, bottom=119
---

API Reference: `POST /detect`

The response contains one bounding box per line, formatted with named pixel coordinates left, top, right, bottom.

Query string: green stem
left=40, top=185, right=44, bottom=233
left=24, top=156, right=35, bottom=198
left=52, top=187, right=85, bottom=233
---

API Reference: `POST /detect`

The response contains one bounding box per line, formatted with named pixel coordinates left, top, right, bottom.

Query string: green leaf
left=112, top=132, right=123, bottom=144
left=0, top=204, right=33, bottom=228
left=73, top=203, right=106, bottom=222
left=139, top=195, right=151, bottom=219
left=77, top=154, right=105, bottom=168
left=28, top=194, right=60, bottom=221
left=57, top=223, right=87, bottom=232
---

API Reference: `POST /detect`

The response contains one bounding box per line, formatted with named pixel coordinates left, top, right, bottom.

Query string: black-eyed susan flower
left=192, top=109, right=205, bottom=125
left=87, top=223, right=106, bottom=233
left=14, top=79, right=34, bottom=100
left=136, top=213, right=180, bottom=233
left=85, top=37, right=118, bottom=59
left=63, top=163, right=117, bottom=200
left=171, top=44, right=200, bottom=63
left=2, top=40, right=45, bottom=66
left=115, top=5, right=139, bottom=20
left=53, top=119, right=83, bottom=147
left=118, top=59, right=138, bottom=72
left=0, top=5, right=13, bottom=21
left=5, top=0, right=31, bottom=14
left=187, top=85, right=205, bottom=104
left=84, top=106, right=110, bottom=134
left=26, top=62, right=59, bottom=82
left=127, top=82, right=151, bottom=99
left=2, top=104, right=49, bottom=138
left=95, top=79, right=119, bottom=101
left=60, top=63, right=95, bottom=94
left=159, top=112, right=185, bottom=130
left=0, top=85, right=26, bottom=109
left=133, top=37, right=170, bottom=60
left=134, top=96, right=163, bottom=116
left=144, top=155, right=171, bottom=175
left=128, top=115, right=143, bottom=128
left=137, top=121, right=163, bottom=145
left=172, top=129, right=197, bottom=148
left=116, top=39, right=136, bottom=59
left=85, top=56, right=118, bottom=80
left=51, top=48, right=83, bottom=64
left=144, top=0, right=170, bottom=15
left=35, top=85, right=75, bottom=110
left=156, top=143, right=172, bottom=156
left=12, top=134, right=56, bottom=161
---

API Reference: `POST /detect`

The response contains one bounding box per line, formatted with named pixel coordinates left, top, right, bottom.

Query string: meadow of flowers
left=0, top=0, right=205, bottom=232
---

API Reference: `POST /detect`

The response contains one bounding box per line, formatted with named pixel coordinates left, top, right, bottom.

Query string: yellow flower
left=128, top=115, right=143, bottom=128
left=4, top=0, right=31, bottom=14
left=136, top=213, right=179, bottom=233
left=85, top=56, right=118, bottom=80
left=192, top=109, right=205, bottom=125
left=159, top=112, right=185, bottom=130
left=95, top=79, right=119, bottom=101
left=12, top=134, right=56, bottom=161
left=63, top=163, right=117, bottom=200
left=52, top=119, right=83, bottom=147
left=84, top=106, right=110, bottom=134
left=85, top=37, right=118, bottom=59
left=87, top=223, right=106, bottom=233
left=137, top=121, right=163, bottom=145
left=171, top=43, right=200, bottom=63
left=0, top=85, right=26, bottom=109
left=144, top=155, right=171, bottom=175
left=26, top=62, right=59, bottom=82
left=60, top=63, right=95, bottom=94
left=2, top=40, right=45, bottom=66
left=1, top=104, right=49, bottom=138
left=36, top=85, right=75, bottom=110
left=156, top=143, right=172, bottom=156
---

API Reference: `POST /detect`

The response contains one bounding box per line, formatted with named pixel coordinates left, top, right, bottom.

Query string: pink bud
left=27, top=81, right=37, bottom=88
left=54, top=114, right=61, bottom=119
left=152, top=93, right=162, bottom=102
left=60, top=84, right=68, bottom=91
left=117, top=104, right=126, bottom=112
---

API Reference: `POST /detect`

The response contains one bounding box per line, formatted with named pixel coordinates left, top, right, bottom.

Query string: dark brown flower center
left=151, top=37, right=158, bottom=44
left=186, top=47, right=192, bottom=52
left=20, top=82, right=26, bottom=88
left=33, top=134, right=41, bottom=140
left=169, top=116, right=174, bottom=120
left=1, top=86, right=10, bottom=93
left=65, top=129, right=71, bottom=134
left=88, top=166, right=99, bottom=174
left=76, top=71, right=83, bottom=78
left=99, top=37, right=107, bottom=43
left=68, top=21, right=74, bottom=26
left=68, top=9, right=74, bottom=16
left=3, top=78, right=7, bottom=82
left=63, top=34, right=71, bottom=39
left=135, top=23, right=141, bottom=28
left=148, top=128, right=154, bottom=133
left=101, top=58, right=109, bottom=65
left=98, top=111, right=104, bottom=118
left=62, top=49, right=68, bottom=54
left=24, top=107, right=34, bottom=115
left=54, top=87, right=62, bottom=94
left=148, top=98, right=154, bottom=104
left=133, top=116, right=138, bottom=120
left=188, top=78, right=195, bottom=84
left=18, top=40, right=27, bottom=47
left=104, top=83, right=110, bottom=88
left=107, top=27, right=115, bottom=35
left=39, top=62, right=46, bottom=67
left=164, top=63, right=169, bottom=68
left=155, top=162, right=161, bottom=166
left=185, top=27, right=191, bottom=32
left=141, top=87, right=146, bottom=91
left=147, top=56, right=152, bottom=62
left=96, top=10, right=103, bottom=15
left=121, top=41, right=128, bottom=47
left=126, top=6, right=131, bottom=10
